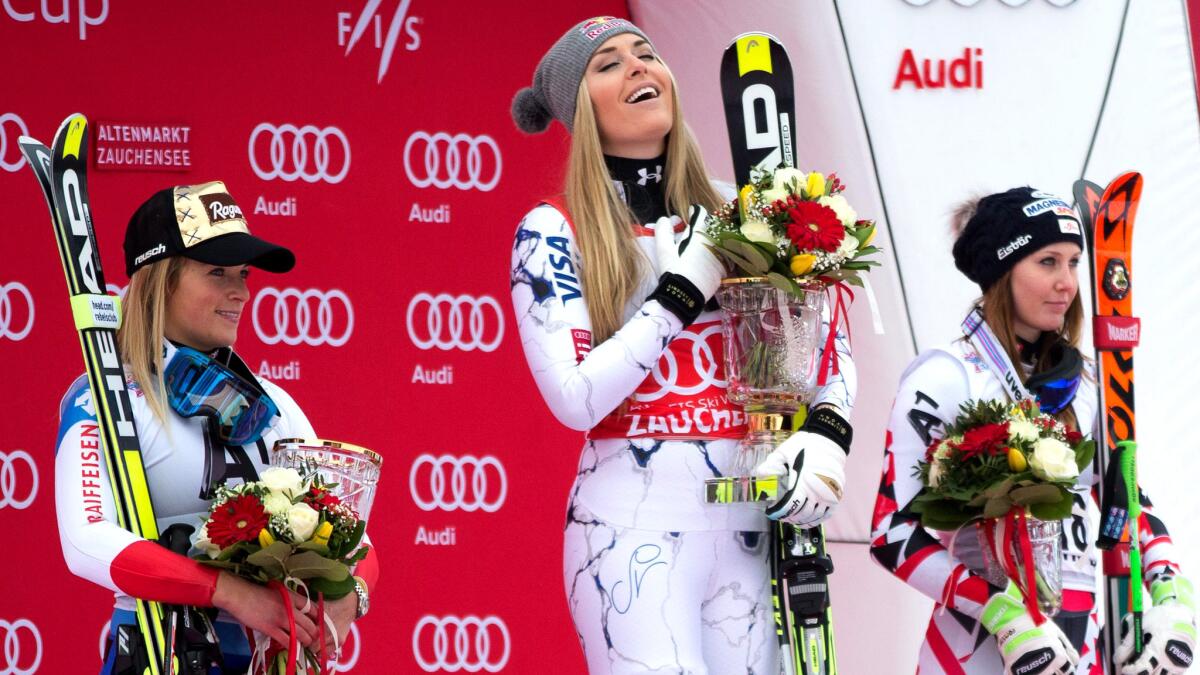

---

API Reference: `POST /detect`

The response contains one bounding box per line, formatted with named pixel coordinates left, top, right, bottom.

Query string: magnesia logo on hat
left=1022, top=197, right=1073, bottom=219
left=580, top=16, right=629, bottom=41
left=174, top=181, right=251, bottom=249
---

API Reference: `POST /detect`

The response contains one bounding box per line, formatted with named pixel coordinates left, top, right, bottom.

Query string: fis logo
left=337, top=0, right=422, bottom=83
left=997, top=234, right=1032, bottom=260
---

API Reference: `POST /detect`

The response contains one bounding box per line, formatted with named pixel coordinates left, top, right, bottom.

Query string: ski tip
left=725, top=31, right=783, bottom=50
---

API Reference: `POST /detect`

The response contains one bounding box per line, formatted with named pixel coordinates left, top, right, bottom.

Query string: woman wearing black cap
left=509, top=17, right=855, bottom=673
left=55, top=181, right=376, bottom=673
left=868, top=188, right=1194, bottom=674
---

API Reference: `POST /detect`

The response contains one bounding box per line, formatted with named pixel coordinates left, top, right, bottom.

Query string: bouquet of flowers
left=194, top=466, right=369, bottom=674
left=706, top=166, right=880, bottom=295
left=911, top=399, right=1095, bottom=619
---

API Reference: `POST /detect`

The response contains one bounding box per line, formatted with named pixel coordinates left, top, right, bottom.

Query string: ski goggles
left=1026, top=343, right=1083, bottom=415
left=164, top=347, right=278, bottom=445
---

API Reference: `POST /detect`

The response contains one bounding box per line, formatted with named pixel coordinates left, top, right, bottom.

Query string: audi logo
left=403, top=131, right=502, bottom=192
left=248, top=123, right=351, bottom=184
left=252, top=287, right=354, bottom=347
left=0, top=282, right=33, bottom=342
left=410, top=454, right=506, bottom=513
left=1, top=618, right=42, bottom=675
left=0, top=451, right=37, bottom=511
left=329, top=623, right=361, bottom=672
left=406, top=293, right=503, bottom=353
left=636, top=323, right=726, bottom=402
left=412, top=615, right=510, bottom=673
left=0, top=113, right=29, bottom=172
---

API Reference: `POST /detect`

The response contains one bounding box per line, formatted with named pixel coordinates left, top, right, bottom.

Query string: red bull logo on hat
left=580, top=16, right=630, bottom=41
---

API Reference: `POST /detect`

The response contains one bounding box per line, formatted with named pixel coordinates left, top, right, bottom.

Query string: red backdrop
left=0, top=1, right=626, bottom=672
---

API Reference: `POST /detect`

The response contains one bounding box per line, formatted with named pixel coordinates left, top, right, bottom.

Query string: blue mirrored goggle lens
left=164, top=350, right=277, bottom=444
left=1034, top=376, right=1081, bottom=415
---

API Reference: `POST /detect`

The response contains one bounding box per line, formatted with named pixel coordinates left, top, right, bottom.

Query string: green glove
left=1116, top=575, right=1196, bottom=674
left=981, top=581, right=1079, bottom=675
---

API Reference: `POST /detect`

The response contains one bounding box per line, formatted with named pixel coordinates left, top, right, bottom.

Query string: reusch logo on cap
left=134, top=243, right=166, bottom=266
left=580, top=16, right=629, bottom=41
left=199, top=193, right=245, bottom=225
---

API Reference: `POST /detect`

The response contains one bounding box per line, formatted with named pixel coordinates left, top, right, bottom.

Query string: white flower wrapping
left=286, top=502, right=320, bottom=541
left=1007, top=419, right=1040, bottom=443
left=1029, top=437, right=1078, bottom=482
left=259, top=467, right=304, bottom=498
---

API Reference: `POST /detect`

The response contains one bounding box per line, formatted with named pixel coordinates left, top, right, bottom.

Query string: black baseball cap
left=952, top=186, right=1084, bottom=291
left=124, top=180, right=295, bottom=276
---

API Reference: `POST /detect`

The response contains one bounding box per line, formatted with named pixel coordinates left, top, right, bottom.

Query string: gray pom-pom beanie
left=511, top=16, right=651, bottom=134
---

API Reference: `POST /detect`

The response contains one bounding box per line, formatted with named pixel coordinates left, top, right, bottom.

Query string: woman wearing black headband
left=868, top=187, right=1193, bottom=673
left=54, top=181, right=378, bottom=673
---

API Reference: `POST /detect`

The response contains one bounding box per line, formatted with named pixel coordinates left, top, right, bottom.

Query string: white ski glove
left=982, top=582, right=1080, bottom=675
left=757, top=407, right=851, bottom=527
left=1116, top=575, right=1196, bottom=674
left=650, top=205, right=724, bottom=315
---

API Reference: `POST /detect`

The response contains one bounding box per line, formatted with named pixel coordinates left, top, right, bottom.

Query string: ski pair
left=20, top=114, right=187, bottom=675
left=720, top=33, right=837, bottom=675
left=1073, top=174, right=1145, bottom=672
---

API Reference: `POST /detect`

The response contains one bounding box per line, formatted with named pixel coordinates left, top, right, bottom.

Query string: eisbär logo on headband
left=997, top=234, right=1032, bottom=260
left=579, top=16, right=629, bottom=40
left=199, top=193, right=245, bottom=225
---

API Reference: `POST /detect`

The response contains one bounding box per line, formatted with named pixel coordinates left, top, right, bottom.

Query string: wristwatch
left=352, top=576, right=369, bottom=619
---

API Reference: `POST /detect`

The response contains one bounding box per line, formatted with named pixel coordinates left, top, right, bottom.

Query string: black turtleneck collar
left=604, top=153, right=668, bottom=224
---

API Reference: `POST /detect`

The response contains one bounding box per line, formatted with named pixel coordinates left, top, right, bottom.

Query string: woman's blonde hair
left=117, top=256, right=185, bottom=425
left=565, top=68, right=720, bottom=343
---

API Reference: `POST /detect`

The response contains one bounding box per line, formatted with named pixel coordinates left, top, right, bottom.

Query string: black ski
left=720, top=33, right=837, bottom=675
left=20, top=115, right=174, bottom=675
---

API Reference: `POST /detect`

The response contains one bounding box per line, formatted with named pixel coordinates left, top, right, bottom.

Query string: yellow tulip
left=1007, top=448, right=1028, bottom=472
left=311, top=520, right=334, bottom=546
left=738, top=184, right=755, bottom=221
left=257, top=528, right=275, bottom=548
left=806, top=172, right=826, bottom=198
left=790, top=254, right=816, bottom=276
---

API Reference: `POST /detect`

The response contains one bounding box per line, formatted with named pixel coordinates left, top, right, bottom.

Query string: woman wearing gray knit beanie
left=508, top=16, right=790, bottom=673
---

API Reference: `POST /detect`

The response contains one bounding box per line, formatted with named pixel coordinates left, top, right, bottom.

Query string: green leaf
left=766, top=272, right=804, bottom=296
left=712, top=247, right=762, bottom=277
left=983, top=495, right=1014, bottom=519
left=344, top=545, right=370, bottom=565
left=853, top=223, right=876, bottom=245
left=283, top=551, right=350, bottom=581
left=724, top=239, right=774, bottom=274
left=1030, top=491, right=1074, bottom=521
left=330, top=520, right=367, bottom=559
left=916, top=499, right=976, bottom=531
left=1010, top=483, right=1066, bottom=506
left=246, top=541, right=292, bottom=577
left=855, top=245, right=881, bottom=257
left=309, top=575, right=355, bottom=600
left=982, top=477, right=1017, bottom=499
left=296, top=541, right=331, bottom=557
left=1075, top=439, right=1096, bottom=471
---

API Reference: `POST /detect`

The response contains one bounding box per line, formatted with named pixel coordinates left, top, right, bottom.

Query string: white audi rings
left=0, top=451, right=37, bottom=511
left=406, top=293, right=503, bottom=353
left=410, top=454, right=506, bottom=513
left=403, top=131, right=501, bottom=192
left=252, top=287, right=354, bottom=347
left=0, top=282, right=34, bottom=342
left=1, top=618, right=42, bottom=675
left=248, top=123, right=351, bottom=184
left=412, top=615, right=510, bottom=673
left=0, top=113, right=30, bottom=173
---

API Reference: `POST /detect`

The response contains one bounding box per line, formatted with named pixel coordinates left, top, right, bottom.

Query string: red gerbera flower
left=304, top=486, right=341, bottom=510
left=954, top=422, right=1010, bottom=460
left=784, top=201, right=844, bottom=252
left=206, top=495, right=269, bottom=548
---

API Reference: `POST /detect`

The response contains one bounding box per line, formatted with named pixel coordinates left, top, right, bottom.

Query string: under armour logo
left=636, top=165, right=662, bottom=186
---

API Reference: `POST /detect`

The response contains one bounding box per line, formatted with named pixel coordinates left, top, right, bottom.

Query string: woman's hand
left=308, top=593, right=358, bottom=652
left=212, top=571, right=319, bottom=647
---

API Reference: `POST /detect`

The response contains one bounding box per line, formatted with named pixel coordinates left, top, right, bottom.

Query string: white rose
left=928, top=460, right=945, bottom=488
left=740, top=219, right=775, bottom=244
left=818, top=194, right=857, bottom=226
left=262, top=490, right=293, bottom=516
left=1007, top=419, right=1040, bottom=444
left=837, top=229, right=858, bottom=257
left=194, top=521, right=222, bottom=559
left=286, top=502, right=320, bottom=541
left=761, top=167, right=807, bottom=204
left=259, top=467, right=304, bottom=498
left=1029, top=437, right=1078, bottom=482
